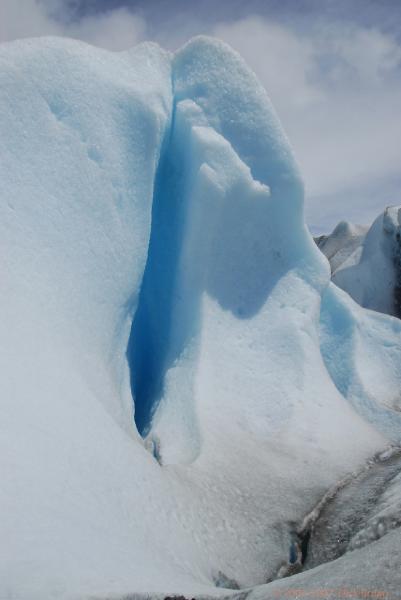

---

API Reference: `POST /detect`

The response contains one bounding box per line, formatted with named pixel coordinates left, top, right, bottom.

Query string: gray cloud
left=0, top=0, right=145, bottom=50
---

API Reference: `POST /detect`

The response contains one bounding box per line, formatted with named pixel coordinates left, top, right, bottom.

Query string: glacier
left=1, top=35, right=401, bottom=599
left=316, top=206, right=401, bottom=318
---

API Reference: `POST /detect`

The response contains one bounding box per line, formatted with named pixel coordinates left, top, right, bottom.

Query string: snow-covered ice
left=1, top=35, right=401, bottom=599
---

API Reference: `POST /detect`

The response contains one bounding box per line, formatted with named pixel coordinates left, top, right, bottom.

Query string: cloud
left=0, top=0, right=146, bottom=51
left=328, top=26, right=401, bottom=84
left=0, top=0, right=59, bottom=41
left=67, top=8, right=146, bottom=51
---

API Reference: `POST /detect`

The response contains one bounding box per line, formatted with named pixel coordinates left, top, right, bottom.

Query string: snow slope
left=317, top=206, right=401, bottom=317
left=1, top=36, right=401, bottom=599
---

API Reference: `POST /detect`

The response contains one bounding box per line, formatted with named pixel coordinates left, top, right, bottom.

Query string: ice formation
left=1, top=36, right=401, bottom=599
left=317, top=206, right=401, bottom=317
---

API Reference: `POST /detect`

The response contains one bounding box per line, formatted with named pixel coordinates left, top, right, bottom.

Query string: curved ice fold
left=320, top=284, right=401, bottom=439
left=1, top=35, right=401, bottom=599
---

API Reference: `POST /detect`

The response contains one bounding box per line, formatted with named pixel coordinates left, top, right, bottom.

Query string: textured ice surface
left=247, top=527, right=401, bottom=600
left=302, top=447, right=401, bottom=568
left=247, top=449, right=401, bottom=599
left=1, top=36, right=401, bottom=599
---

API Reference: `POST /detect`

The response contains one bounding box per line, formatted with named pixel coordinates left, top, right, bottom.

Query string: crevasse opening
left=127, top=100, right=197, bottom=440
left=127, top=112, right=176, bottom=438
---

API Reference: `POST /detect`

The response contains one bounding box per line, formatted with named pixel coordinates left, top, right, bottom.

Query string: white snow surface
left=1, top=36, right=401, bottom=599
left=317, top=207, right=401, bottom=317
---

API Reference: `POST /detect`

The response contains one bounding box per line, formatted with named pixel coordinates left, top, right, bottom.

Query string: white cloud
left=0, top=0, right=60, bottom=41
left=68, top=8, right=146, bottom=51
left=0, top=0, right=146, bottom=50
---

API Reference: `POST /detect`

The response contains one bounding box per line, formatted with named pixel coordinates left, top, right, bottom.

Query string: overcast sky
left=1, top=0, right=401, bottom=232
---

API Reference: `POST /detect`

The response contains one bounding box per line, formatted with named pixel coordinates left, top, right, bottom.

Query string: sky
left=1, top=0, right=401, bottom=233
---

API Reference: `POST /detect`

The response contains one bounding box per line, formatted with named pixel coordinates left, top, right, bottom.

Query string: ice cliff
left=1, top=36, right=401, bottom=599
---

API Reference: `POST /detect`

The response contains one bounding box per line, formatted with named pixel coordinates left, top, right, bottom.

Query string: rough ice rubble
left=0, top=35, right=401, bottom=599
left=317, top=206, right=401, bottom=317
left=248, top=449, right=401, bottom=598
left=246, top=527, right=401, bottom=600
